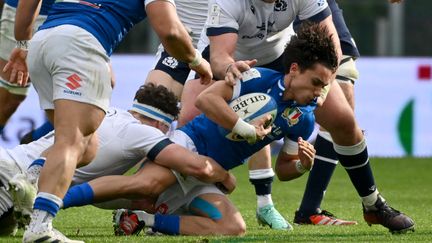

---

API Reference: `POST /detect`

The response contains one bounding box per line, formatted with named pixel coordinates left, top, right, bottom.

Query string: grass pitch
left=1, top=157, right=431, bottom=242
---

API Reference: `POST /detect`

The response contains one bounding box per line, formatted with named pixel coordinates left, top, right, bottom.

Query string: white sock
left=362, top=189, right=382, bottom=208
left=28, top=209, right=53, bottom=233
left=27, top=158, right=46, bottom=184
left=257, top=194, right=273, bottom=208
left=135, top=211, right=155, bottom=227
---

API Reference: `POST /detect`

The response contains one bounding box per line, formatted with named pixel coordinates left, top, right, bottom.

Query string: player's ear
left=290, top=63, right=299, bottom=73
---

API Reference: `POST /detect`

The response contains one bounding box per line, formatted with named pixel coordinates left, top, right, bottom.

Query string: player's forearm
left=195, top=91, right=237, bottom=130
left=275, top=153, right=305, bottom=181
left=15, top=0, right=41, bottom=40
left=208, top=34, right=238, bottom=80
left=147, top=1, right=197, bottom=64
left=193, top=155, right=230, bottom=183
left=210, top=50, right=236, bottom=80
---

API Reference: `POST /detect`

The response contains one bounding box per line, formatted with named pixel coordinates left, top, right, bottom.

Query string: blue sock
left=152, top=214, right=180, bottom=235
left=31, top=121, right=54, bottom=140
left=63, top=183, right=94, bottom=209
left=298, top=134, right=338, bottom=215
left=34, top=193, right=62, bottom=217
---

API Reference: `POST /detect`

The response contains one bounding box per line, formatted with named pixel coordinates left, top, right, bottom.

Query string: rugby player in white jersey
left=0, top=83, right=233, bottom=237
left=200, top=0, right=413, bottom=234
left=4, top=0, right=213, bottom=242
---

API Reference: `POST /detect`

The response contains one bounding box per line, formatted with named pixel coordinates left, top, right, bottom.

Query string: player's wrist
left=232, top=118, right=256, bottom=139
left=15, top=40, right=29, bottom=51
left=225, top=62, right=235, bottom=74
left=295, top=160, right=309, bottom=174
left=188, top=49, right=202, bottom=67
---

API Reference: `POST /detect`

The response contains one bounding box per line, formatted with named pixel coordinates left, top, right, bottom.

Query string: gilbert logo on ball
left=223, top=93, right=278, bottom=141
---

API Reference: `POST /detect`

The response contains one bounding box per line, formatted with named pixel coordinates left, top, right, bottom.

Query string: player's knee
left=222, top=216, right=246, bottom=235
left=131, top=174, right=165, bottom=197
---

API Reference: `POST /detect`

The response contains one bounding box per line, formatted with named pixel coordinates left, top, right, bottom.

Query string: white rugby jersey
left=2, top=108, right=170, bottom=185
left=176, top=0, right=208, bottom=47
left=206, top=0, right=330, bottom=65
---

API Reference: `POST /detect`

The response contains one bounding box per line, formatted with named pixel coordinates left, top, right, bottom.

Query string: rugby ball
left=224, top=92, right=278, bottom=141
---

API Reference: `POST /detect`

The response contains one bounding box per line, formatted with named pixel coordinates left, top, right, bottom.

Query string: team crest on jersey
left=162, top=57, right=178, bottom=69
left=317, top=0, right=325, bottom=7
left=274, top=0, right=287, bottom=11
left=282, top=107, right=303, bottom=127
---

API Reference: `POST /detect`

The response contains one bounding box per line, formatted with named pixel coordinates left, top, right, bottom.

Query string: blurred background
left=1, top=0, right=431, bottom=157
left=115, top=0, right=432, bottom=57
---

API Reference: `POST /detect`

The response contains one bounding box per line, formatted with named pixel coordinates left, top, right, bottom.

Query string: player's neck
left=282, top=75, right=294, bottom=101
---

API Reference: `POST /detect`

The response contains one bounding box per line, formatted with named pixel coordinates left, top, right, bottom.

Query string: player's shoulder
left=209, top=0, right=247, bottom=13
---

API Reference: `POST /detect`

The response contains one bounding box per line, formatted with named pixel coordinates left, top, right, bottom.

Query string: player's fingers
left=9, top=69, right=17, bottom=84
left=22, top=73, right=29, bottom=86
left=17, top=71, right=24, bottom=86
left=225, top=72, right=237, bottom=86
left=3, top=62, right=10, bottom=73
left=245, top=59, right=258, bottom=67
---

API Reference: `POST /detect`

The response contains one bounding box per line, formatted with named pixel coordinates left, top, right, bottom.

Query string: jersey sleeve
left=232, top=68, right=278, bottom=100
left=296, top=0, right=331, bottom=22
left=121, top=123, right=173, bottom=161
left=281, top=138, right=299, bottom=155
left=206, top=0, right=242, bottom=36
left=145, top=0, right=175, bottom=8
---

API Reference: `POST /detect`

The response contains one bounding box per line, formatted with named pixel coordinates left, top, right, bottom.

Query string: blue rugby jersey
left=179, top=67, right=316, bottom=170
left=5, top=0, right=55, bottom=15
left=38, top=0, right=164, bottom=55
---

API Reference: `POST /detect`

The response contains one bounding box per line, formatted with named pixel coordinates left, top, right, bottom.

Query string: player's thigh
left=314, top=81, right=361, bottom=144
left=132, top=162, right=177, bottom=197
left=178, top=78, right=211, bottom=126
left=145, top=70, right=183, bottom=98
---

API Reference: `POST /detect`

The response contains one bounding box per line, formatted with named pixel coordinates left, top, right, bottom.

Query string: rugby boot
left=256, top=204, right=293, bottom=230
left=294, top=209, right=357, bottom=225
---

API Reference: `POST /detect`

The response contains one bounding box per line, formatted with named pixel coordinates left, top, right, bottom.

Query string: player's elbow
left=187, top=162, right=214, bottom=182
left=195, top=93, right=206, bottom=110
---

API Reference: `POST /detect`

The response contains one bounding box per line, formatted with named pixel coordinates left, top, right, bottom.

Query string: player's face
left=286, top=63, right=333, bottom=105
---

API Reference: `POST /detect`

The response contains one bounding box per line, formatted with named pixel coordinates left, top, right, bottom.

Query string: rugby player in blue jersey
left=61, top=22, right=337, bottom=236
left=293, top=0, right=414, bottom=232
left=204, top=0, right=414, bottom=234
left=4, top=0, right=213, bottom=242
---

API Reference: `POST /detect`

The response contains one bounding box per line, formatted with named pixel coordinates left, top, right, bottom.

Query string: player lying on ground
left=0, top=83, right=233, bottom=236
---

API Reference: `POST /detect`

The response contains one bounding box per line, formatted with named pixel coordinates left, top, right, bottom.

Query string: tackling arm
left=154, top=143, right=231, bottom=184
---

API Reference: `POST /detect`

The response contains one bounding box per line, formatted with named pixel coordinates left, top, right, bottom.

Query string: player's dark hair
left=134, top=83, right=180, bottom=118
left=283, top=21, right=338, bottom=74
left=0, top=207, right=17, bottom=236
